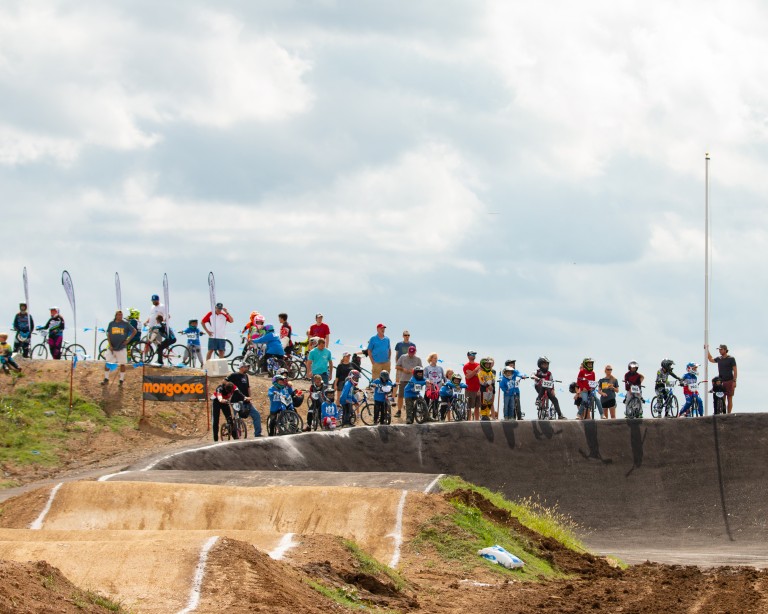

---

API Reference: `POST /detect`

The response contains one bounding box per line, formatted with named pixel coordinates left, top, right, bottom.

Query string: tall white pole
left=704, top=153, right=710, bottom=415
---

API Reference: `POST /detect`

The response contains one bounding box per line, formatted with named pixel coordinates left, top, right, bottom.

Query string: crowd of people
left=3, top=299, right=739, bottom=427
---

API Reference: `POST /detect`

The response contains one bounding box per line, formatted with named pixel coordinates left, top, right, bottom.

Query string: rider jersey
left=321, top=401, right=339, bottom=421
left=577, top=368, right=595, bottom=392
left=339, top=379, right=359, bottom=405
left=44, top=315, right=65, bottom=337
left=12, top=312, right=34, bottom=333
left=370, top=378, right=395, bottom=402
left=624, top=371, right=643, bottom=391
left=681, top=372, right=698, bottom=396
left=181, top=326, right=203, bottom=347
left=266, top=384, right=294, bottom=413
left=403, top=375, right=427, bottom=399
left=655, top=369, right=680, bottom=390
left=440, top=381, right=467, bottom=399
left=251, top=331, right=284, bottom=355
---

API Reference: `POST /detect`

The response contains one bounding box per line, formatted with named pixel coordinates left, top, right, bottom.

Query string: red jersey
left=309, top=323, right=330, bottom=340
left=624, top=371, right=643, bottom=391
left=463, top=361, right=481, bottom=392
left=577, top=368, right=595, bottom=392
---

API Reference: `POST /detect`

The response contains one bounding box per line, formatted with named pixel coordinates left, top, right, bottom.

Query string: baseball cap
left=215, top=303, right=223, bottom=309
left=718, top=344, right=728, bottom=351
left=377, top=323, right=386, bottom=329
left=407, top=346, right=417, bottom=354
left=151, top=294, right=159, bottom=301
left=342, top=351, right=351, bottom=357
left=315, top=313, right=323, bottom=318
left=467, top=350, right=477, bottom=356
left=403, top=330, right=410, bottom=335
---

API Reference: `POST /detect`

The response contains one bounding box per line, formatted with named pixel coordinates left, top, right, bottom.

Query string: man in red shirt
left=307, top=313, right=330, bottom=345
left=463, top=351, right=481, bottom=421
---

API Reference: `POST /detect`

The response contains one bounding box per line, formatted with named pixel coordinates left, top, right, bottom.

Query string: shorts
left=600, top=397, right=616, bottom=409
left=397, top=382, right=407, bottom=400
left=722, top=380, right=735, bottom=397
left=465, top=390, right=480, bottom=410
left=371, top=361, right=391, bottom=380
left=208, top=338, right=226, bottom=352
left=105, top=348, right=128, bottom=365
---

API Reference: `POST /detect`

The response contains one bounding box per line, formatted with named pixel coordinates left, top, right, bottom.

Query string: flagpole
left=704, top=153, right=710, bottom=415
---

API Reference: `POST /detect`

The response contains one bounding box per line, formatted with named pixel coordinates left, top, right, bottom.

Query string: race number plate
left=630, top=385, right=641, bottom=394
left=542, top=380, right=555, bottom=389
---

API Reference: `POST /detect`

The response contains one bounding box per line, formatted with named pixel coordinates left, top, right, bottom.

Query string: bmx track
left=0, top=414, right=765, bottom=611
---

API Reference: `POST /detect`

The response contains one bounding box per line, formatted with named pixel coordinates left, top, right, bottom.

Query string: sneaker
left=118, top=380, right=124, bottom=386
left=394, top=411, right=402, bottom=418
left=558, top=415, right=568, bottom=420
left=100, top=379, right=108, bottom=386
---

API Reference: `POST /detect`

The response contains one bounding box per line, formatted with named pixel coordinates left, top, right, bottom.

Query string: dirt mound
left=445, top=488, right=618, bottom=578
left=197, top=537, right=335, bottom=613
left=289, top=534, right=419, bottom=611
left=0, top=485, right=53, bottom=528
left=0, top=559, right=122, bottom=613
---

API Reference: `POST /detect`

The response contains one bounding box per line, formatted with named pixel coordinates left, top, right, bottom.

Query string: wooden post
left=205, top=371, right=211, bottom=432
left=141, top=362, right=146, bottom=418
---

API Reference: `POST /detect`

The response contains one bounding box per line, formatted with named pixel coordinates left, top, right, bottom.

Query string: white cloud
left=0, top=3, right=313, bottom=164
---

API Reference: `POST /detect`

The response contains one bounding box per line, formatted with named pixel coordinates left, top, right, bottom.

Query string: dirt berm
left=150, top=414, right=768, bottom=564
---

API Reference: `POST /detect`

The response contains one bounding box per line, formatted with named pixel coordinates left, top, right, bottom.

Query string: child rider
left=533, top=356, right=565, bottom=419
left=679, top=362, right=701, bottom=417
left=370, top=369, right=396, bottom=425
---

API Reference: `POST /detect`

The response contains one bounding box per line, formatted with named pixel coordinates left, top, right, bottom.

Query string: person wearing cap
left=463, top=351, right=482, bottom=420
left=226, top=362, right=263, bottom=436
left=144, top=295, right=169, bottom=336
left=395, top=331, right=415, bottom=360
left=12, top=303, right=34, bottom=358
left=202, top=303, right=234, bottom=360
left=367, top=323, right=392, bottom=380
left=706, top=344, right=737, bottom=413
left=307, top=313, right=330, bottom=346
left=395, top=345, right=422, bottom=418
left=101, top=310, right=137, bottom=386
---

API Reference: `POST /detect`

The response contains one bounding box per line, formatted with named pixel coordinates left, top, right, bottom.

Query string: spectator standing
left=12, top=303, right=34, bottom=358
left=395, top=346, right=422, bottom=418
left=367, top=323, right=392, bottom=380
left=597, top=365, right=619, bottom=419
left=334, top=352, right=355, bottom=401
left=41, top=307, right=65, bottom=360
left=307, top=338, right=333, bottom=384
left=144, top=295, right=169, bottom=343
left=226, top=362, right=262, bottom=436
left=202, top=302, right=234, bottom=360
left=278, top=313, right=293, bottom=353
left=308, top=313, right=330, bottom=346
left=394, top=331, right=415, bottom=360
left=101, top=310, right=137, bottom=386
left=463, top=351, right=482, bottom=420
left=706, top=344, right=737, bottom=413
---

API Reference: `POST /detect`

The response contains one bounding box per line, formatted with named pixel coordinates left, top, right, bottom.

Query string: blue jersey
left=681, top=372, right=698, bottom=395
left=404, top=376, right=427, bottom=399
left=181, top=326, right=202, bottom=347
left=339, top=379, right=358, bottom=405
left=440, top=381, right=466, bottom=398
left=252, top=331, right=284, bottom=355
left=370, top=378, right=395, bottom=402
left=499, top=370, right=522, bottom=396
left=321, top=402, right=339, bottom=421
left=266, top=384, right=294, bottom=413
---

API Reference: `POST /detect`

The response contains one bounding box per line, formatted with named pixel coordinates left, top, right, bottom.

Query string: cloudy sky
left=1, top=1, right=764, bottom=415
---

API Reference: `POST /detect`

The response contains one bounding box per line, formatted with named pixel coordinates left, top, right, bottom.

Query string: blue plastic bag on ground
left=477, top=545, right=525, bottom=569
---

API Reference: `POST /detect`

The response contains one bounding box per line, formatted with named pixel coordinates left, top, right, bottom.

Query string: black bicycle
left=650, top=383, right=680, bottom=418
left=624, top=382, right=644, bottom=419
left=30, top=330, right=87, bottom=361
left=220, top=402, right=248, bottom=440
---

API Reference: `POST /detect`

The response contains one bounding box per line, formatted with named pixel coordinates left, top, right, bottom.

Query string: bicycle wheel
left=64, top=344, right=87, bottom=361
left=667, top=395, right=679, bottom=418
left=452, top=399, right=466, bottom=421
left=626, top=397, right=642, bottom=419
left=136, top=344, right=155, bottom=364
left=98, top=338, right=109, bottom=355
left=236, top=418, right=247, bottom=440
left=220, top=421, right=232, bottom=441
left=167, top=345, right=190, bottom=367
left=30, top=343, right=48, bottom=359
left=287, top=360, right=301, bottom=380
left=650, top=396, right=663, bottom=419
left=223, top=339, right=234, bottom=358
left=714, top=395, right=726, bottom=415
left=413, top=398, right=429, bottom=424
left=229, top=356, right=243, bottom=372
left=278, top=410, right=303, bottom=435
left=537, top=398, right=549, bottom=420
left=360, top=401, right=374, bottom=425
left=514, top=396, right=523, bottom=420
left=130, top=344, right=146, bottom=363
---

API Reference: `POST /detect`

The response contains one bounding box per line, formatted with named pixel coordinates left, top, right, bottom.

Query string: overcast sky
left=1, top=1, right=764, bottom=415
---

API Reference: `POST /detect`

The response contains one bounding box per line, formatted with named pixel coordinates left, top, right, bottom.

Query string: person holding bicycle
left=623, top=362, right=644, bottom=398
left=440, top=373, right=467, bottom=420
left=12, top=303, right=34, bottom=358
left=705, top=344, right=737, bottom=413
left=576, top=357, right=600, bottom=419
left=225, top=362, right=263, bottom=436
left=212, top=381, right=244, bottom=442
left=655, top=359, right=682, bottom=417
left=500, top=363, right=525, bottom=420
left=252, top=324, right=285, bottom=372
left=180, top=319, right=205, bottom=367
left=339, top=369, right=361, bottom=426
left=39, top=306, right=65, bottom=360
left=533, top=356, right=565, bottom=419
left=370, top=369, right=396, bottom=425
left=403, top=365, right=428, bottom=424
left=679, top=362, right=702, bottom=418
left=265, top=374, right=296, bottom=436
left=320, top=386, right=340, bottom=430
left=151, top=314, right=176, bottom=366
left=305, top=373, right=326, bottom=430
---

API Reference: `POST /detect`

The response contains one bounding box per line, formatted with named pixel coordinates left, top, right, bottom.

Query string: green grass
left=75, top=590, right=125, bottom=612
left=412, top=502, right=565, bottom=581
left=0, top=382, right=131, bottom=466
left=438, top=475, right=587, bottom=553
left=343, top=539, right=407, bottom=591
left=306, top=579, right=371, bottom=610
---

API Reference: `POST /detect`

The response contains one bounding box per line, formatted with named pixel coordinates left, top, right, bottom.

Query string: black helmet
left=188, top=319, right=198, bottom=326
left=661, top=359, right=674, bottom=371
left=568, top=382, right=577, bottom=394
left=537, top=356, right=550, bottom=369
left=505, top=359, right=516, bottom=366
left=379, top=370, right=390, bottom=381
left=323, top=386, right=336, bottom=401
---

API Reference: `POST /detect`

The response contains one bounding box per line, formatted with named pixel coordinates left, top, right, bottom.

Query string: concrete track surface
left=145, top=413, right=768, bottom=566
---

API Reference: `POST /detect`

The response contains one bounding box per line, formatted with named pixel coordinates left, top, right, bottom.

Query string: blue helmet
left=686, top=362, right=699, bottom=373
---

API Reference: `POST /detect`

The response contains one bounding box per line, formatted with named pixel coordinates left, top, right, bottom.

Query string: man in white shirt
left=144, top=294, right=169, bottom=344
left=202, top=303, right=234, bottom=360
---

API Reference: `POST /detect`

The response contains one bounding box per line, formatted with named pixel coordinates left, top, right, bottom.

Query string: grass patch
left=0, top=382, right=132, bottom=466
left=76, top=590, right=124, bottom=612
left=306, top=579, right=376, bottom=610
left=343, top=539, right=407, bottom=591
left=412, top=502, right=564, bottom=581
left=439, top=475, right=587, bottom=553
